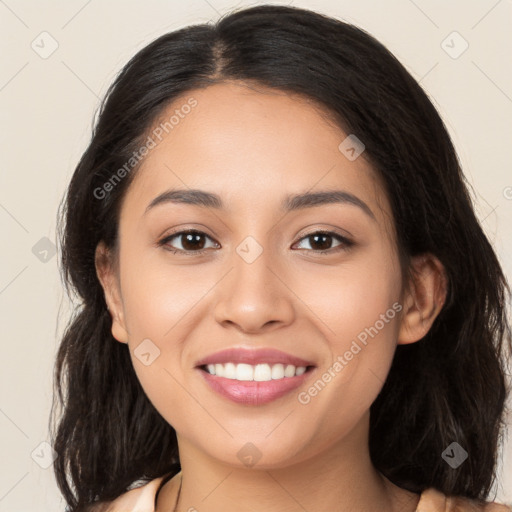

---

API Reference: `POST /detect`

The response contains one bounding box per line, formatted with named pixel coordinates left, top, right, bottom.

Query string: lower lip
left=197, top=367, right=315, bottom=406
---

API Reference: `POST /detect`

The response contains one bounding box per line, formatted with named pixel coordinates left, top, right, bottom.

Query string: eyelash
left=157, top=229, right=354, bottom=256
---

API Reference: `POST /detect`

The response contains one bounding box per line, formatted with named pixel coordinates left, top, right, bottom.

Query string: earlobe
left=397, top=253, right=448, bottom=345
left=94, top=241, right=129, bottom=344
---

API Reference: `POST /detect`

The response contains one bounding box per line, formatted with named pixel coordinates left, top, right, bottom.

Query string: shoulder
left=84, top=475, right=169, bottom=512
left=417, top=488, right=512, bottom=512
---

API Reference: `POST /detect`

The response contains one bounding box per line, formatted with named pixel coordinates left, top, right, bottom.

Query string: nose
left=213, top=245, right=295, bottom=334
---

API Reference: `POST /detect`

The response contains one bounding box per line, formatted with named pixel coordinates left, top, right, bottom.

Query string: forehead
left=121, top=81, right=390, bottom=227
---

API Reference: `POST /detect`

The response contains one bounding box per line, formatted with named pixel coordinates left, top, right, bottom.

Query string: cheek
left=119, top=248, right=212, bottom=341
left=118, top=253, right=218, bottom=412
left=295, top=245, right=401, bottom=349
left=293, top=244, right=401, bottom=405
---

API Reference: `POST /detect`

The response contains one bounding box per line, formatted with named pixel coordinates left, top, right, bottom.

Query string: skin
left=96, top=81, right=447, bottom=512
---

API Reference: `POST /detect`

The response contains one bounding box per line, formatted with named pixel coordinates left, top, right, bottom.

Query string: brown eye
left=294, top=231, right=353, bottom=253
left=159, top=230, right=218, bottom=254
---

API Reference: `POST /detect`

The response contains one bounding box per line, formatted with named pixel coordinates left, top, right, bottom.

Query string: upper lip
left=194, top=347, right=316, bottom=368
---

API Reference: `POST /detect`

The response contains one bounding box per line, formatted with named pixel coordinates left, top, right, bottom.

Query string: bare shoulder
left=417, top=488, right=512, bottom=512
left=78, top=502, right=113, bottom=512
left=79, top=475, right=170, bottom=512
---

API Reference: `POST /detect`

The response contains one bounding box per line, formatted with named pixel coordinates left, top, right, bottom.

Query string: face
left=96, top=81, right=442, bottom=469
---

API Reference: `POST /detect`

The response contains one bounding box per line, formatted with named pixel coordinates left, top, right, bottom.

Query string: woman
left=51, top=4, right=512, bottom=511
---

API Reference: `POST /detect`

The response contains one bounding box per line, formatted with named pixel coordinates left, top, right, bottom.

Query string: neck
left=158, top=412, right=420, bottom=512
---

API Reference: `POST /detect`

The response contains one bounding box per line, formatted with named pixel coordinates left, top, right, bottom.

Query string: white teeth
left=236, top=363, right=254, bottom=381
left=214, top=363, right=224, bottom=377
left=204, top=362, right=308, bottom=380
left=253, top=364, right=271, bottom=381
left=271, top=363, right=284, bottom=379
left=223, top=362, right=236, bottom=379
left=284, top=364, right=296, bottom=377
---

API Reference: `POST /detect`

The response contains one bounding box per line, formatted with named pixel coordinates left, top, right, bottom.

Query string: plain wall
left=0, top=0, right=511, bottom=510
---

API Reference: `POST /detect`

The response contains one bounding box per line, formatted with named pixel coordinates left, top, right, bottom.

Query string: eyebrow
left=144, top=188, right=376, bottom=221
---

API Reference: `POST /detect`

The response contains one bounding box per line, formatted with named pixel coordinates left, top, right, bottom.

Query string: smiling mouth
left=198, top=362, right=315, bottom=381
left=196, top=363, right=316, bottom=406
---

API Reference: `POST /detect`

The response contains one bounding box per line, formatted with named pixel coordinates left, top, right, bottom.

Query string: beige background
left=1, top=0, right=511, bottom=510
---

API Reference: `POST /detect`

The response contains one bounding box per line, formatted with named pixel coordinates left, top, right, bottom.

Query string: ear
left=95, top=241, right=129, bottom=344
left=398, top=253, right=448, bottom=345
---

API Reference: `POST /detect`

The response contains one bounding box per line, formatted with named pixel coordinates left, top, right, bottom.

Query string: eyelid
left=296, top=225, right=353, bottom=241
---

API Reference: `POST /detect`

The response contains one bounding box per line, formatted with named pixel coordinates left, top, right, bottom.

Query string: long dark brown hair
left=51, top=4, right=512, bottom=510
